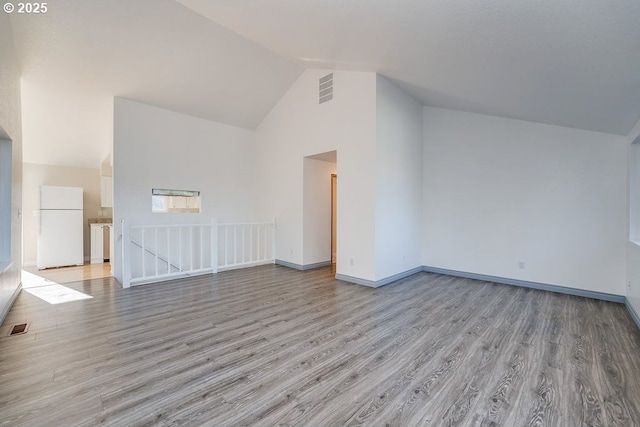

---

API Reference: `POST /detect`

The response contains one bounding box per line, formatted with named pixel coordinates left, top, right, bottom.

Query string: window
left=151, top=188, right=201, bottom=213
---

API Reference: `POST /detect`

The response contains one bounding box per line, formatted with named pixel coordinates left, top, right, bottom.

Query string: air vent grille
left=9, top=323, right=28, bottom=336
left=319, top=73, right=333, bottom=104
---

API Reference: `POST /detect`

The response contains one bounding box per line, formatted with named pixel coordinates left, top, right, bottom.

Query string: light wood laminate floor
left=22, top=262, right=112, bottom=285
left=1, top=265, right=640, bottom=426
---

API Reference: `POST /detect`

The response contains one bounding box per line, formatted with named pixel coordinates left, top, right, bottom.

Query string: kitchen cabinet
left=90, top=223, right=113, bottom=264
left=101, top=176, right=113, bottom=208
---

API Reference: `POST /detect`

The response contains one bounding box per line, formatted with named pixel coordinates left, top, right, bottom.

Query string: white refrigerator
left=37, top=185, right=84, bottom=269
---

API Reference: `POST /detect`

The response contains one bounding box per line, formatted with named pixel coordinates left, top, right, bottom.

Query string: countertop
left=88, top=218, right=113, bottom=225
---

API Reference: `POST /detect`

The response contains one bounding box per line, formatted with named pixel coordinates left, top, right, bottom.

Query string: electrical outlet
left=290, top=249, right=293, bottom=255
left=518, top=261, right=525, bottom=270
left=628, top=281, right=632, bottom=290
left=350, top=258, right=354, bottom=266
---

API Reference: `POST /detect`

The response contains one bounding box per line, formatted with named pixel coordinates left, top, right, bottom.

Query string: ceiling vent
left=319, top=73, right=333, bottom=104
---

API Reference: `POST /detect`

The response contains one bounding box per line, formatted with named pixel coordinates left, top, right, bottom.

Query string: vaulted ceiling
left=9, top=0, right=640, bottom=168
left=10, top=0, right=302, bottom=167
left=179, top=0, right=640, bottom=136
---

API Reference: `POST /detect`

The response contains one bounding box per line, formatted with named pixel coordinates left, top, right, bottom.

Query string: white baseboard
left=422, top=266, right=625, bottom=303
left=625, top=299, right=640, bottom=331
left=335, top=266, right=423, bottom=288
left=275, top=259, right=332, bottom=271
left=0, top=283, right=22, bottom=326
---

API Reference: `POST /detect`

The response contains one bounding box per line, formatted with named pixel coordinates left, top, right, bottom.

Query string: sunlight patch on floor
left=21, top=270, right=93, bottom=304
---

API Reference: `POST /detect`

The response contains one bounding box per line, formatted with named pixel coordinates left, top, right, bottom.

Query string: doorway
left=303, top=151, right=337, bottom=269
left=331, top=173, right=337, bottom=264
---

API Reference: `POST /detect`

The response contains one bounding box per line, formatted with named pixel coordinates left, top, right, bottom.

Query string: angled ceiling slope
left=179, top=0, right=640, bottom=136
left=11, top=0, right=303, bottom=130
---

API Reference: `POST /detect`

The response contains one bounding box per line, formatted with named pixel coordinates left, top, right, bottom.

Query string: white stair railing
left=217, top=222, right=275, bottom=271
left=121, top=218, right=275, bottom=288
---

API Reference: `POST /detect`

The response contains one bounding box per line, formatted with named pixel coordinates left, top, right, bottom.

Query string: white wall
left=375, top=76, right=423, bottom=280
left=302, top=157, right=336, bottom=265
left=20, top=81, right=114, bottom=168
left=628, top=243, right=640, bottom=314
left=0, top=140, right=11, bottom=264
left=22, top=163, right=102, bottom=265
left=627, top=118, right=640, bottom=315
left=0, top=13, right=23, bottom=323
left=256, top=70, right=377, bottom=280
left=631, top=142, right=640, bottom=241
left=423, top=107, right=628, bottom=295
left=113, top=98, right=256, bottom=284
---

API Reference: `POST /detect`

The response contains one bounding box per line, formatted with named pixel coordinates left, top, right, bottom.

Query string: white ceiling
left=10, top=0, right=302, bottom=167
left=179, top=0, right=640, bottom=136
left=10, top=0, right=640, bottom=168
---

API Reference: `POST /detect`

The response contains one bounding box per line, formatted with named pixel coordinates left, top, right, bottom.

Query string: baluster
left=211, top=219, right=218, bottom=273
left=233, top=224, right=238, bottom=265
left=167, top=227, right=171, bottom=274
left=121, top=218, right=131, bottom=288
left=225, top=225, right=228, bottom=267
left=155, top=227, right=159, bottom=277
left=141, top=228, right=146, bottom=278
left=242, top=225, right=245, bottom=264
left=271, top=221, right=276, bottom=261
left=189, top=226, right=193, bottom=272
left=257, top=224, right=261, bottom=262
left=200, top=226, right=204, bottom=270
left=250, top=224, right=253, bottom=262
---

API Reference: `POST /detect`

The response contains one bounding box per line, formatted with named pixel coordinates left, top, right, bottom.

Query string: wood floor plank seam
left=1, top=265, right=640, bottom=426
